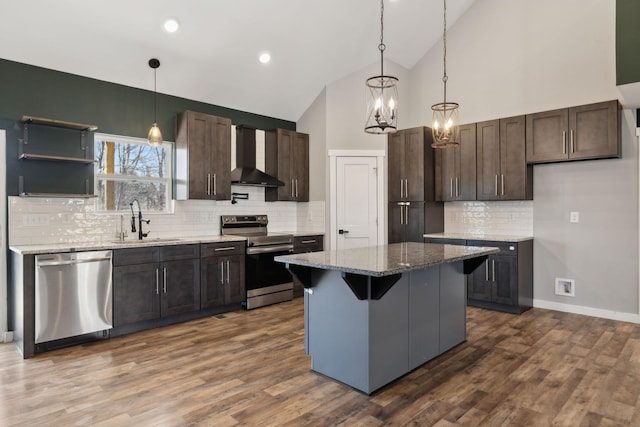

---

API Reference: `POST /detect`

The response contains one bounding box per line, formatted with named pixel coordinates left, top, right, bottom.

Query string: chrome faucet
left=130, top=199, right=150, bottom=240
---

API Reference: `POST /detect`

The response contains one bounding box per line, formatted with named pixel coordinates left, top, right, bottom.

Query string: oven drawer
left=202, top=241, right=245, bottom=257
left=293, top=235, right=324, bottom=253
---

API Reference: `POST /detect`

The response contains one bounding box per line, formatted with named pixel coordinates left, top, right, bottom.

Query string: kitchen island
left=275, top=242, right=499, bottom=394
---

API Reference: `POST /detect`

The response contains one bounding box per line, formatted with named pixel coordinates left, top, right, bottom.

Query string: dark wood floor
left=2, top=299, right=640, bottom=426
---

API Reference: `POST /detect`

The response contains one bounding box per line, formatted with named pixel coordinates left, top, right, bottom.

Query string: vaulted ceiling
left=0, top=0, right=475, bottom=122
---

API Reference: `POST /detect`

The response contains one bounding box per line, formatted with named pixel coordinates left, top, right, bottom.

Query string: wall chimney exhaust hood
left=231, top=125, right=284, bottom=187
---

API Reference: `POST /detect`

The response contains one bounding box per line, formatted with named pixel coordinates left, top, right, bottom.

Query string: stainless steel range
left=221, top=215, right=294, bottom=309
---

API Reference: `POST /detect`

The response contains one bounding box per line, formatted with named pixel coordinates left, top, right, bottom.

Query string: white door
left=336, top=156, right=378, bottom=250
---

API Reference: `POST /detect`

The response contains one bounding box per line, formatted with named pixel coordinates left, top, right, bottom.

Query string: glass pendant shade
left=148, top=122, right=163, bottom=147
left=431, top=101, right=459, bottom=148
left=365, top=75, right=399, bottom=134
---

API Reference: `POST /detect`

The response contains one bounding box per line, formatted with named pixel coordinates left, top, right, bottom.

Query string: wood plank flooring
left=2, top=299, right=640, bottom=426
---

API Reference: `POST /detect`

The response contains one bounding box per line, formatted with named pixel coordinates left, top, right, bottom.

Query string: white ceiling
left=0, top=0, right=475, bottom=122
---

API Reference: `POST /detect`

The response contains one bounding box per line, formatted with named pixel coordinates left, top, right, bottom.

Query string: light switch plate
left=570, top=211, right=579, bottom=223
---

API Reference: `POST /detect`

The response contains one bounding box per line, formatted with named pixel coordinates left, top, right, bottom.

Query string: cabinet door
left=186, top=112, right=212, bottom=200
left=113, top=263, right=161, bottom=326
left=570, top=100, right=619, bottom=160
left=161, top=258, right=201, bottom=317
left=467, top=258, right=492, bottom=302
left=437, top=147, right=456, bottom=202
left=405, top=202, right=425, bottom=243
left=457, top=123, right=477, bottom=201
left=387, top=131, right=405, bottom=201
left=404, top=128, right=425, bottom=201
left=500, top=115, right=531, bottom=200
left=476, top=120, right=500, bottom=200
left=292, top=132, right=309, bottom=201
left=201, top=256, right=225, bottom=308
left=491, top=255, right=518, bottom=306
left=211, top=116, right=232, bottom=200
left=525, top=108, right=568, bottom=163
left=277, top=129, right=294, bottom=201
left=387, top=203, right=405, bottom=244
left=225, top=255, right=245, bottom=305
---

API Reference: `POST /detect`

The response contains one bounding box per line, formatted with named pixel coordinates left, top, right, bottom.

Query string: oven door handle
left=246, top=244, right=294, bottom=255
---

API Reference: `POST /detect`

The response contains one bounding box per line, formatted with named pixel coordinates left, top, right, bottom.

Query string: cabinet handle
left=495, top=175, right=498, bottom=196
left=214, top=246, right=236, bottom=252
left=570, top=130, right=575, bottom=154
left=404, top=179, right=408, bottom=198
left=450, top=178, right=453, bottom=198
left=405, top=204, right=409, bottom=224
left=501, top=174, right=505, bottom=196
left=155, top=268, right=159, bottom=295
left=226, top=260, right=230, bottom=284
left=291, top=179, right=295, bottom=198
left=400, top=180, right=404, bottom=198
left=300, top=239, right=316, bottom=244
left=213, top=174, right=217, bottom=196
left=220, top=261, right=224, bottom=285
left=492, top=259, right=496, bottom=282
left=163, top=267, right=167, bottom=293
left=485, top=260, right=489, bottom=281
left=400, top=205, right=404, bottom=225
left=295, top=179, right=299, bottom=198
left=562, top=131, right=567, bottom=154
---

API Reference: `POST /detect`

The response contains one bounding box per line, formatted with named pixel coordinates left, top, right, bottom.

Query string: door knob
left=338, top=229, right=349, bottom=235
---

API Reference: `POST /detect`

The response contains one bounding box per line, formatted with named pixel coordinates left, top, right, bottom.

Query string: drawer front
left=201, top=242, right=245, bottom=257
left=424, top=238, right=467, bottom=246
left=467, top=240, right=518, bottom=256
left=113, top=247, right=159, bottom=266
left=160, top=244, right=200, bottom=261
left=293, top=235, right=324, bottom=253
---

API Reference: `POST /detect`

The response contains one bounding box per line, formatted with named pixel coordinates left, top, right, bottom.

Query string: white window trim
left=94, top=133, right=173, bottom=214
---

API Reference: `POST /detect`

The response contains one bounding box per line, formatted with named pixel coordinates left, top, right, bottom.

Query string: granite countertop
left=275, top=242, right=499, bottom=277
left=423, top=232, right=533, bottom=242
left=9, top=235, right=247, bottom=255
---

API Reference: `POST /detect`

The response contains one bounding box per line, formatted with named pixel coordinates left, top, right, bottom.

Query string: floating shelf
left=18, top=153, right=96, bottom=164
left=21, top=115, right=98, bottom=132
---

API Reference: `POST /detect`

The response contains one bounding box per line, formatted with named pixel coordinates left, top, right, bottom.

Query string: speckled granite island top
left=274, top=242, right=499, bottom=277
left=423, top=232, right=533, bottom=242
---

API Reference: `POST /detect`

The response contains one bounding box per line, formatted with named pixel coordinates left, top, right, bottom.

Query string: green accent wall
left=616, top=0, right=640, bottom=85
left=0, top=58, right=295, bottom=196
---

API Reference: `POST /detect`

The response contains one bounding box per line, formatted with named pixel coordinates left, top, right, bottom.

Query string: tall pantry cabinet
left=387, top=127, right=444, bottom=243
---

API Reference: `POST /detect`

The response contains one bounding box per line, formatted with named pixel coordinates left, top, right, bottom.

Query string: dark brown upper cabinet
left=476, top=116, right=532, bottom=201
left=175, top=111, right=232, bottom=201
left=525, top=100, right=620, bottom=164
left=388, top=126, right=437, bottom=202
left=435, top=123, right=477, bottom=201
left=265, top=129, right=309, bottom=202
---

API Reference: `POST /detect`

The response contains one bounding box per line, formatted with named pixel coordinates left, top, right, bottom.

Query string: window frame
left=93, top=133, right=173, bottom=214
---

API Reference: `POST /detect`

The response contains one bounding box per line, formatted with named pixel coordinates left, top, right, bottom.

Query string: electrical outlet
left=570, top=211, right=579, bottom=223
left=555, top=278, right=575, bottom=297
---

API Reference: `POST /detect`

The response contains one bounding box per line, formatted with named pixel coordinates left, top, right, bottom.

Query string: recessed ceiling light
left=163, top=18, right=180, bottom=33
left=259, top=52, right=271, bottom=64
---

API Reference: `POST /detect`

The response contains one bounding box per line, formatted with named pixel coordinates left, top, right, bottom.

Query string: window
left=94, top=134, right=172, bottom=212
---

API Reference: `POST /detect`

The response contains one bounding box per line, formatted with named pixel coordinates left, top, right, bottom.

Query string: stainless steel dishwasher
left=35, top=250, right=113, bottom=344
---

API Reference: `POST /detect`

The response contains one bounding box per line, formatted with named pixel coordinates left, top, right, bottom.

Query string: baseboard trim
left=533, top=299, right=640, bottom=324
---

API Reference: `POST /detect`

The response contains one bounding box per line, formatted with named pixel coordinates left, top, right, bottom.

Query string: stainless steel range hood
left=231, top=125, right=284, bottom=187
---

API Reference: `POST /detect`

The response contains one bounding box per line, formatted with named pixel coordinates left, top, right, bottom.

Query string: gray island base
left=275, top=242, right=499, bottom=394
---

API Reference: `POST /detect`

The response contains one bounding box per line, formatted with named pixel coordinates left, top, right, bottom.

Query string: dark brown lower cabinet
left=292, top=235, right=324, bottom=297
left=424, top=237, right=532, bottom=314
left=201, top=242, right=245, bottom=308
left=113, top=245, right=200, bottom=327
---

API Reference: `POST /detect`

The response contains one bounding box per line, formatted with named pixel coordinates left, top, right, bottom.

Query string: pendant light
left=431, top=0, right=459, bottom=148
left=147, top=58, right=163, bottom=147
left=365, top=0, right=398, bottom=134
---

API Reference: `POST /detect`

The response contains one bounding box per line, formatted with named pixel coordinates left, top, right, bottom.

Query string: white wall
left=297, top=88, right=327, bottom=202
left=407, top=0, right=638, bottom=315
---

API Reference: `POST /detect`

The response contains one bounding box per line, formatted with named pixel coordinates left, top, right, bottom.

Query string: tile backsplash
left=8, top=191, right=325, bottom=246
left=444, top=201, right=533, bottom=236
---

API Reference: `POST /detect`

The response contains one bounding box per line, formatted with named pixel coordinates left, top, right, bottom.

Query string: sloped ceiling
left=0, top=0, right=475, bottom=122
